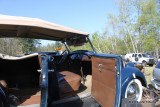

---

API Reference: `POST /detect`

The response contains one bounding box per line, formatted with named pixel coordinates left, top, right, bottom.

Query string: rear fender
left=121, top=67, right=148, bottom=99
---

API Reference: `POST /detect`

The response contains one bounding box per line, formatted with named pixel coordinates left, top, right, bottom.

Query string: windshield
left=142, top=54, right=149, bottom=58
left=69, top=42, right=93, bottom=52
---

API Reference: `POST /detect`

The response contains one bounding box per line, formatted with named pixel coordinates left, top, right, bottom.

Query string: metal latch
left=117, top=72, right=120, bottom=76
left=98, top=64, right=102, bottom=72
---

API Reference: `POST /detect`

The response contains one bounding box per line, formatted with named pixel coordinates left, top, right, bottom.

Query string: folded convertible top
left=0, top=15, right=89, bottom=41
left=0, top=53, right=38, bottom=60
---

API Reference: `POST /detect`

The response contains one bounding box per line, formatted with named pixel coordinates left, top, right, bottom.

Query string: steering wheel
left=61, top=50, right=67, bottom=55
left=58, top=51, right=68, bottom=64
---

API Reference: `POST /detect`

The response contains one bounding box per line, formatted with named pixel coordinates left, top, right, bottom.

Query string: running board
left=10, top=92, right=91, bottom=106
left=52, top=92, right=91, bottom=105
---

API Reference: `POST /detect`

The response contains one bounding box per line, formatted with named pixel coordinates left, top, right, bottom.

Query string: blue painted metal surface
left=125, top=62, right=135, bottom=67
left=121, top=65, right=148, bottom=99
left=40, top=55, right=48, bottom=107
left=114, top=56, right=122, bottom=107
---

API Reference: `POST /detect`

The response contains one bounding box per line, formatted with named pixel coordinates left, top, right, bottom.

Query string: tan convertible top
left=0, top=53, right=38, bottom=60
left=0, top=15, right=89, bottom=41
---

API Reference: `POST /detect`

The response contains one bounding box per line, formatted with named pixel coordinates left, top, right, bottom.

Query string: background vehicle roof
left=0, top=15, right=89, bottom=41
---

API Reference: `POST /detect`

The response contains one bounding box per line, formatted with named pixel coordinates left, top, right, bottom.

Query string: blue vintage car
left=0, top=15, right=147, bottom=107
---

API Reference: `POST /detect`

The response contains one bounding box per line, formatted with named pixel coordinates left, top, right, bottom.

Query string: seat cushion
left=58, top=71, right=81, bottom=94
left=0, top=80, right=8, bottom=93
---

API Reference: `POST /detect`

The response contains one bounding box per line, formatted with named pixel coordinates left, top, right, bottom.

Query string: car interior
left=0, top=51, right=92, bottom=106
left=0, top=48, right=117, bottom=107
left=0, top=54, right=41, bottom=106
left=53, top=51, right=92, bottom=98
left=51, top=51, right=117, bottom=107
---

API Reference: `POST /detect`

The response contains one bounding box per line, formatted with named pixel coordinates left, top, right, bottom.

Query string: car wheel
left=142, top=61, right=147, bottom=67
left=125, top=79, right=142, bottom=102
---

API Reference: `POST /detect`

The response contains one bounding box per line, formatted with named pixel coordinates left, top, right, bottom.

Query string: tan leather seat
left=58, top=71, right=81, bottom=94
left=0, top=80, right=8, bottom=92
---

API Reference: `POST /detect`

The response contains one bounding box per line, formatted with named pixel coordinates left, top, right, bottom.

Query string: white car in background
left=125, top=53, right=155, bottom=66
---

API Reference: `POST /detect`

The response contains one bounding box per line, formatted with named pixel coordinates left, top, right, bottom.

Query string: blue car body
left=121, top=64, right=148, bottom=99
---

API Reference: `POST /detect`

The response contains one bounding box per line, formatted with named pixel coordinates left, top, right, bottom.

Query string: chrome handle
left=98, top=64, right=102, bottom=72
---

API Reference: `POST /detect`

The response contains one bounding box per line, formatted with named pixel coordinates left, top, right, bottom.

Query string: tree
left=0, top=38, right=23, bottom=55
left=18, top=38, right=41, bottom=54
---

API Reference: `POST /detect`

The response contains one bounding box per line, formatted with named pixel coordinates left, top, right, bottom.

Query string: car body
left=0, top=15, right=148, bottom=107
left=125, top=53, right=155, bottom=66
left=151, top=61, right=160, bottom=90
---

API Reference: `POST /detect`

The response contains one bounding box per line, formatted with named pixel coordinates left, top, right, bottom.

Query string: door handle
left=98, top=64, right=102, bottom=72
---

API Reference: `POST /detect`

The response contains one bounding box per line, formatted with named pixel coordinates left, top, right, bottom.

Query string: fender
left=121, top=66, right=148, bottom=99
left=0, top=86, right=9, bottom=107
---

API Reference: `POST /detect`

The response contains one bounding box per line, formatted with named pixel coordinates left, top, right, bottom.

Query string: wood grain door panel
left=91, top=56, right=116, bottom=107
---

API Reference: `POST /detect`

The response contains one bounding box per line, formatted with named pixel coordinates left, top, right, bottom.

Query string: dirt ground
left=141, top=66, right=160, bottom=107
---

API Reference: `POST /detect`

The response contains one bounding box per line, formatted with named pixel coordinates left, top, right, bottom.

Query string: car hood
left=0, top=15, right=89, bottom=41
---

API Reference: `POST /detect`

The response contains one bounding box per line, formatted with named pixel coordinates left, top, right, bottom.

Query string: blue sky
left=0, top=0, right=118, bottom=45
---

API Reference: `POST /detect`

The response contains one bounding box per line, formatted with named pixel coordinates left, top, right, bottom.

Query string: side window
left=135, top=54, right=137, bottom=57
left=138, top=54, right=142, bottom=58
left=132, top=54, right=135, bottom=57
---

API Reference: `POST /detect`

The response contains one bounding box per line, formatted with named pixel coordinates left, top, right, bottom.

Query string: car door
left=40, top=54, right=60, bottom=107
left=91, top=55, right=121, bottom=107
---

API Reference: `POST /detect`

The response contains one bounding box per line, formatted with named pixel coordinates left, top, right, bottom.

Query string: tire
left=125, top=79, right=143, bottom=102
left=142, top=61, right=147, bottom=67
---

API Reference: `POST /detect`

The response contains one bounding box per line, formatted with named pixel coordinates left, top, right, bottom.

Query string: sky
left=0, top=0, right=118, bottom=45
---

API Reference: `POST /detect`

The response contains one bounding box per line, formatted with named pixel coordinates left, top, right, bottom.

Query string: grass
left=143, top=65, right=155, bottom=89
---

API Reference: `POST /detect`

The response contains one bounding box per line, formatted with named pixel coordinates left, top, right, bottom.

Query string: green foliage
left=55, top=41, right=63, bottom=48
left=104, top=0, right=160, bottom=55
left=18, top=38, right=41, bottom=54
left=0, top=38, right=23, bottom=55
left=35, top=41, right=63, bottom=52
left=133, top=0, right=160, bottom=52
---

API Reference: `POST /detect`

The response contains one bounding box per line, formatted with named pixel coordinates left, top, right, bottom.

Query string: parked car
left=125, top=53, right=155, bottom=66
left=151, top=61, right=160, bottom=90
left=0, top=15, right=148, bottom=107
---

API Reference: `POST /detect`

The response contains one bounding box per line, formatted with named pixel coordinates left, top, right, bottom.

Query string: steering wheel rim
left=61, top=50, right=67, bottom=55
left=58, top=52, right=68, bottom=64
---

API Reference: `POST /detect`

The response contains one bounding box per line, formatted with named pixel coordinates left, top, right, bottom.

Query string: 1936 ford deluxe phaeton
left=0, top=15, right=148, bottom=107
